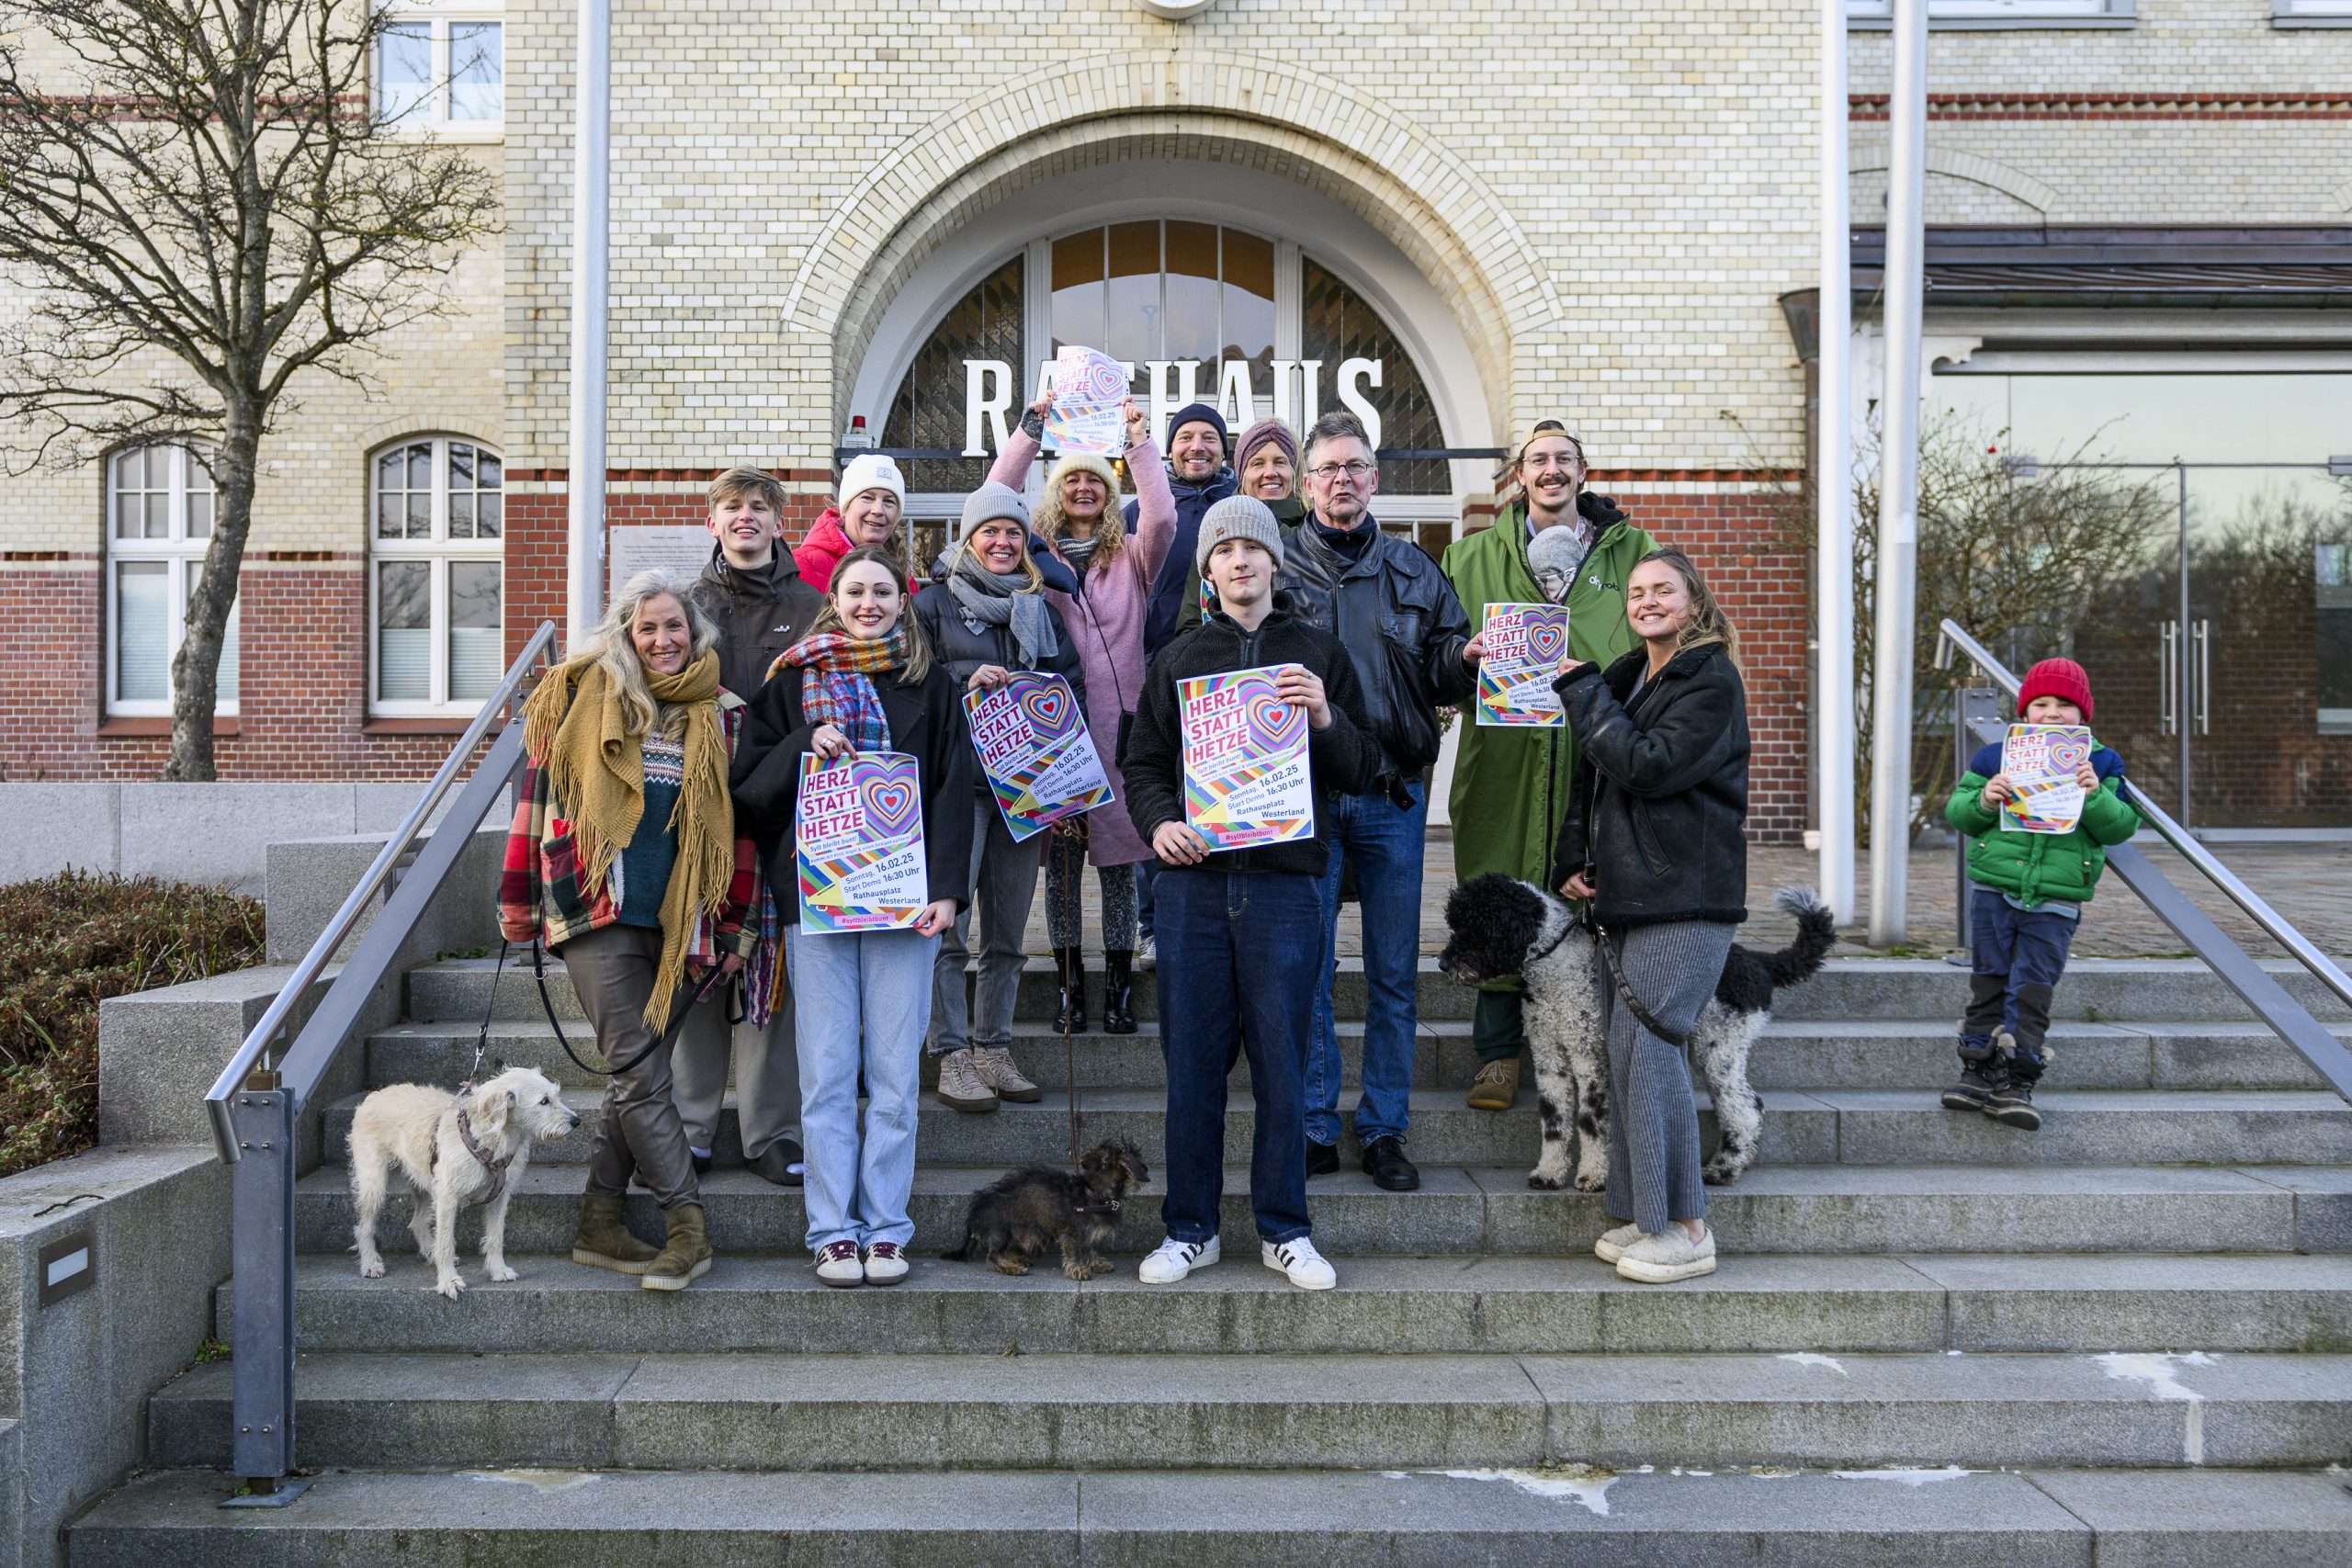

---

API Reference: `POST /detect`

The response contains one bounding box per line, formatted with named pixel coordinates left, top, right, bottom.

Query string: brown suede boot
left=640, top=1201, right=713, bottom=1292
left=571, top=1192, right=659, bottom=1275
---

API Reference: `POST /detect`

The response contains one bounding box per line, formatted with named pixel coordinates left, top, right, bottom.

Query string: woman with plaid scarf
left=730, top=547, right=975, bottom=1287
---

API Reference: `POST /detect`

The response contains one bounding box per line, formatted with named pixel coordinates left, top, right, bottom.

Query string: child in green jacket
left=1941, top=659, right=2142, bottom=1132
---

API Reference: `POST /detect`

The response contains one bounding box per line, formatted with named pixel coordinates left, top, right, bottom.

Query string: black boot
left=1102, top=949, right=1137, bottom=1035
left=1987, top=1028, right=2048, bottom=1132
left=1054, top=946, right=1088, bottom=1034
left=1940, top=1039, right=2007, bottom=1112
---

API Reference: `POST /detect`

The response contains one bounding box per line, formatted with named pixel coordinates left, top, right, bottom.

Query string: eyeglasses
left=1306, top=460, right=1376, bottom=482
left=1523, top=457, right=1584, bottom=474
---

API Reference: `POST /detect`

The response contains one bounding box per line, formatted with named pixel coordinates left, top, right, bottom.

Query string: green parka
left=1442, top=493, right=1657, bottom=987
left=1945, top=739, right=2141, bottom=907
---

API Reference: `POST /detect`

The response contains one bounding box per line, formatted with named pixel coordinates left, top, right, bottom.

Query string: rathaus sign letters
left=962, top=356, right=1388, bottom=457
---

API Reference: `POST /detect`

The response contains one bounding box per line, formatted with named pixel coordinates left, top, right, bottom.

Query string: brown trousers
left=559, top=923, right=700, bottom=1210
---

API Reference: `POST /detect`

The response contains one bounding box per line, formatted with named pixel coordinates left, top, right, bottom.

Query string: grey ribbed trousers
left=1602, top=919, right=1736, bottom=1235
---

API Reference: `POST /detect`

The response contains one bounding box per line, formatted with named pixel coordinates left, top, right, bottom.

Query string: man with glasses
left=1278, top=411, right=1476, bottom=1193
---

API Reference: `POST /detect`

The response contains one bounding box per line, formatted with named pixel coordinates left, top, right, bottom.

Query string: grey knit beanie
left=1195, top=495, right=1285, bottom=576
left=959, top=480, right=1031, bottom=541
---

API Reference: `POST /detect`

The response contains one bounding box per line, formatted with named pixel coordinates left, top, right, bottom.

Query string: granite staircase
left=71, top=954, right=2352, bottom=1563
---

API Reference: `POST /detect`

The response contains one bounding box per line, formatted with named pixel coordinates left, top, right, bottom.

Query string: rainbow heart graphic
left=1015, top=679, right=1077, bottom=739
left=1080, top=358, right=1126, bottom=401
left=861, top=776, right=919, bottom=837
left=2045, top=734, right=2092, bottom=771
left=1522, top=615, right=1568, bottom=666
left=1244, top=686, right=1306, bottom=750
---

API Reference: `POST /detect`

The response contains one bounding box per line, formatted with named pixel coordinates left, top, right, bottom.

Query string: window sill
left=2273, top=15, right=2352, bottom=24
left=379, top=124, right=505, bottom=144
left=1849, top=16, right=2135, bottom=28
left=362, top=716, right=479, bottom=735
left=98, top=716, right=241, bottom=738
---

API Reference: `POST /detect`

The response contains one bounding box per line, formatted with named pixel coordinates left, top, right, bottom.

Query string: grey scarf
left=1057, top=533, right=1105, bottom=581
left=948, top=550, right=1060, bottom=666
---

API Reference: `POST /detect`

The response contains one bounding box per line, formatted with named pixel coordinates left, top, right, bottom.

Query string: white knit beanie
left=838, top=453, right=906, bottom=512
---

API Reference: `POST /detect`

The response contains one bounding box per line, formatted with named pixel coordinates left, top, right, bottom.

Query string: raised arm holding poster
left=1179, top=663, right=1315, bottom=851
left=963, top=671, right=1114, bottom=841
left=1044, top=345, right=1131, bottom=457
left=1475, top=601, right=1570, bottom=728
left=796, top=751, right=931, bottom=931
left=1998, top=723, right=2095, bottom=834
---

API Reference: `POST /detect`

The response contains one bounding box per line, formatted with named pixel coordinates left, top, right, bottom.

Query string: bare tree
left=0, top=0, right=500, bottom=777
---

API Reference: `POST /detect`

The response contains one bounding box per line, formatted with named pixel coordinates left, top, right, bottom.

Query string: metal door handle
left=2194, top=619, right=2211, bottom=737
left=2160, top=622, right=2177, bottom=736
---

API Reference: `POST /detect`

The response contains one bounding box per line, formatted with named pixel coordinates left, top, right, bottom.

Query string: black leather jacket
left=1276, top=515, right=1476, bottom=778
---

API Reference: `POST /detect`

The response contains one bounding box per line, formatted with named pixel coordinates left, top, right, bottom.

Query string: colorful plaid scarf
left=774, top=627, right=907, bottom=751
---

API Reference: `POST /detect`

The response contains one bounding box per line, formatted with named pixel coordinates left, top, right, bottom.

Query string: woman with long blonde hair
left=498, top=570, right=761, bottom=1292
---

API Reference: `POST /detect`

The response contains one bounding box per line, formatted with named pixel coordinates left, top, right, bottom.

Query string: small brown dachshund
left=945, top=1140, right=1149, bottom=1279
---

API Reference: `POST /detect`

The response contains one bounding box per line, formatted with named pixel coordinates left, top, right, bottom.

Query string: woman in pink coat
left=988, top=393, right=1175, bottom=1034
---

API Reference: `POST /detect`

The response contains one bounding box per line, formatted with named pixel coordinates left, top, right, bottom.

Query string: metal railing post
left=1952, top=685, right=2004, bottom=953
left=225, top=1085, right=306, bottom=1502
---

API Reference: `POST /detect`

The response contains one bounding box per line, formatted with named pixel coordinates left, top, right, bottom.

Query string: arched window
left=370, top=435, right=503, bottom=713
left=107, top=443, right=236, bottom=715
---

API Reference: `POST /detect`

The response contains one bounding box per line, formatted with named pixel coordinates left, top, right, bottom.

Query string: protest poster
left=1475, top=601, right=1570, bottom=727
left=1044, top=345, right=1130, bottom=456
left=1998, top=724, right=2095, bottom=834
left=963, top=671, right=1114, bottom=842
left=1179, top=664, right=1315, bottom=851
left=796, top=751, right=929, bottom=931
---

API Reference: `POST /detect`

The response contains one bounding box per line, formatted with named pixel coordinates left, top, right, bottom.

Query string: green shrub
left=0, top=870, right=266, bottom=1179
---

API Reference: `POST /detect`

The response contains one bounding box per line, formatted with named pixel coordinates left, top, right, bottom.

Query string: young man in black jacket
left=1124, top=496, right=1383, bottom=1291
left=1277, top=412, right=1477, bottom=1193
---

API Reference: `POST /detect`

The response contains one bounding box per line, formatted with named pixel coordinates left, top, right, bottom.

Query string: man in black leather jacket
left=1276, top=412, right=1476, bottom=1193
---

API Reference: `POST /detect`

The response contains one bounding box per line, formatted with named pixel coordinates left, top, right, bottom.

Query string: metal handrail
left=200, top=620, right=559, bottom=1165
left=1934, top=616, right=2352, bottom=1020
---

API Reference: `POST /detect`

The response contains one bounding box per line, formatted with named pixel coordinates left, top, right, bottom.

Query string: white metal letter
left=965, top=360, right=1013, bottom=458
left=1337, top=358, right=1384, bottom=451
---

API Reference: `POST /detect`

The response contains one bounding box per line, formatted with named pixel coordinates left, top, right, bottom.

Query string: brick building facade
left=3, top=0, right=2346, bottom=837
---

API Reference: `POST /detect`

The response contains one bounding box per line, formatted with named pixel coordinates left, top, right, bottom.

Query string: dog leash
left=1589, top=916, right=1695, bottom=1052
left=459, top=937, right=512, bottom=1093
left=519, top=937, right=736, bottom=1077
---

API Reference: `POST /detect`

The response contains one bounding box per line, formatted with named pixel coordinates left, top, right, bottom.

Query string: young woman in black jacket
left=1551, top=548, right=1749, bottom=1285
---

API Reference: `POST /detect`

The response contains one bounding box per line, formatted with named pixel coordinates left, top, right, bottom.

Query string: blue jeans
left=1962, top=887, right=2078, bottom=1066
left=1306, top=779, right=1426, bottom=1146
left=790, top=926, right=938, bottom=1253
left=1156, top=868, right=1320, bottom=1246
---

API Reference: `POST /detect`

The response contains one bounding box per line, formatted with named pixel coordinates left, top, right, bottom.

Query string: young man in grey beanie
left=1121, top=495, right=1383, bottom=1292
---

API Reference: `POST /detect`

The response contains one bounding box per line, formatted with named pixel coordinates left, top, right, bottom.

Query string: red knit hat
left=2018, top=658, right=2094, bottom=724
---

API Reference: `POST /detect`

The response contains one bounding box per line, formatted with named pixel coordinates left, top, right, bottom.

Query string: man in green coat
left=1444, top=424, right=1657, bottom=1111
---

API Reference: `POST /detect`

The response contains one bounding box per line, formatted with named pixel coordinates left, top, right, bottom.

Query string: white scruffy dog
left=1439, top=876, right=1835, bottom=1193
left=348, top=1066, right=578, bottom=1299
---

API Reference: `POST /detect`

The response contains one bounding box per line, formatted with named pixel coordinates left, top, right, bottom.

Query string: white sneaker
left=1593, top=1223, right=1644, bottom=1265
left=1135, top=934, right=1156, bottom=972
left=1615, top=1226, right=1717, bottom=1284
left=1137, top=1235, right=1219, bottom=1283
left=1261, top=1236, right=1337, bottom=1291
left=814, top=1239, right=864, bottom=1288
left=861, top=1241, right=909, bottom=1285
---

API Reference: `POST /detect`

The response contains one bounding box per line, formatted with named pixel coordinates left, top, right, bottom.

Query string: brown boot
left=571, top=1192, right=659, bottom=1275
left=1466, top=1056, right=1521, bottom=1111
left=640, top=1202, right=713, bottom=1292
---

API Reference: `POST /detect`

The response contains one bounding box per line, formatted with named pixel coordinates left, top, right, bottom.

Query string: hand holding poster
left=1180, top=664, right=1316, bottom=851
left=796, top=751, right=930, bottom=931
left=1044, top=345, right=1130, bottom=456
left=964, top=671, right=1114, bottom=841
left=1475, top=601, right=1570, bottom=727
left=1998, top=724, right=2095, bottom=834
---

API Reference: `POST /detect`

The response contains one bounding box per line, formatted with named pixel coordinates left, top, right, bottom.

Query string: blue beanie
left=1166, top=402, right=1228, bottom=450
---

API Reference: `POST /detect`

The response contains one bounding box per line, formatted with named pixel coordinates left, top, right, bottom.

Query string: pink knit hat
left=1233, top=418, right=1300, bottom=479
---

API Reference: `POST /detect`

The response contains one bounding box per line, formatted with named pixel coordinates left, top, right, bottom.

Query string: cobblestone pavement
left=1024, top=834, right=2352, bottom=964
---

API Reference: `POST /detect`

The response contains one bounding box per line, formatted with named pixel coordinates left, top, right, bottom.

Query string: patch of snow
left=463, top=1470, right=599, bottom=1494
left=1778, top=1352, right=1849, bottom=1376
left=1419, top=1466, right=1620, bottom=1517
left=2095, top=1351, right=2218, bottom=1465
left=1830, top=1467, right=1977, bottom=1486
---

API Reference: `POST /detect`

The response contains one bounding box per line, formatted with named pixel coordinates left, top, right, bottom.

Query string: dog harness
left=432, top=1106, right=515, bottom=1207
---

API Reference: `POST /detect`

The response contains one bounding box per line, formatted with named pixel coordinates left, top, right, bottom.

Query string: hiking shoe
left=1261, top=1236, right=1337, bottom=1291
left=1615, top=1226, right=1717, bottom=1284
left=571, top=1192, right=659, bottom=1275
left=935, top=1048, right=1000, bottom=1113
left=815, top=1239, right=864, bottom=1288
left=1986, top=1079, right=2042, bottom=1132
left=1940, top=1061, right=2007, bottom=1112
left=640, top=1202, right=713, bottom=1292
left=1138, top=1235, right=1219, bottom=1283
left=1306, top=1140, right=1341, bottom=1178
left=1467, top=1057, right=1520, bottom=1111
left=971, top=1045, right=1043, bottom=1103
left=1360, top=1135, right=1420, bottom=1191
left=863, top=1241, right=910, bottom=1285
left=1593, top=1222, right=1644, bottom=1265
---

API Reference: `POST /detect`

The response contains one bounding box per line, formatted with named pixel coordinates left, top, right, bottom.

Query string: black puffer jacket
left=690, top=545, right=825, bottom=701
left=1550, top=640, right=1748, bottom=929
left=1276, top=515, right=1476, bottom=778
left=913, top=577, right=1087, bottom=797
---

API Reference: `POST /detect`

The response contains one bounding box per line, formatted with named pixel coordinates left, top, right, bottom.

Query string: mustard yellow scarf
left=522, top=649, right=731, bottom=1028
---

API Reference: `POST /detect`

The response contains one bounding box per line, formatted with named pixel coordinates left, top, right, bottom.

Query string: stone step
left=83, top=1461, right=2352, bottom=1567
left=218, top=1251, right=2352, bottom=1358
left=144, top=1348, right=2352, bottom=1471
left=317, top=1086, right=2352, bottom=1171
left=291, top=1162, right=2350, bottom=1258
left=404, top=954, right=2352, bottom=1028
left=361, top=1016, right=2352, bottom=1095
left=69, top=1464, right=2352, bottom=1567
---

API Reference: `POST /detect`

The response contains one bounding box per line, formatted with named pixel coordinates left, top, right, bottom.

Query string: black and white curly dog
left=1440, top=877, right=1836, bottom=1192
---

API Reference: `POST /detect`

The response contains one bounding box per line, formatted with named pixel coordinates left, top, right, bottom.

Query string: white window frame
left=1849, top=0, right=2134, bottom=27
left=374, top=2, right=503, bottom=140
left=2275, top=0, right=2352, bottom=25
left=106, top=444, right=238, bottom=718
left=369, top=434, right=504, bottom=717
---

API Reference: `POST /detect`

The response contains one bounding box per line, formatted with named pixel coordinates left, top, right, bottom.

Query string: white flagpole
left=1818, top=0, right=1856, bottom=925
left=565, top=0, right=610, bottom=649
